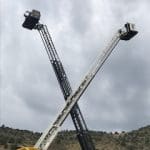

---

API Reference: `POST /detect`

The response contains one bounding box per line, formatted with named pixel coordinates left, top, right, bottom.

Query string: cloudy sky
left=0, top=0, right=150, bottom=133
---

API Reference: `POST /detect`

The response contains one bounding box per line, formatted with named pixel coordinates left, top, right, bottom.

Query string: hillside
left=0, top=125, right=150, bottom=150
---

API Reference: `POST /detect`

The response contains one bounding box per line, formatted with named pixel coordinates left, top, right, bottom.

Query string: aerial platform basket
left=22, top=10, right=41, bottom=30
left=120, top=23, right=138, bottom=40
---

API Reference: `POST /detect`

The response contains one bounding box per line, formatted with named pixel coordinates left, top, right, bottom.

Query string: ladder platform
left=120, top=23, right=138, bottom=40
left=22, top=10, right=40, bottom=30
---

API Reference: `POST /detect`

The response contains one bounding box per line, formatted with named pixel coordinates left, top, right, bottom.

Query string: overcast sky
left=0, top=0, right=150, bottom=133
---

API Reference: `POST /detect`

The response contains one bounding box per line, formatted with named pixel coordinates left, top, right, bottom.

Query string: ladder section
left=37, top=24, right=95, bottom=150
left=22, top=9, right=95, bottom=150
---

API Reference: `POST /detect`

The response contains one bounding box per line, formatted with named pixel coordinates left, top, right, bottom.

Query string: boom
left=23, top=10, right=95, bottom=150
left=34, top=24, right=137, bottom=150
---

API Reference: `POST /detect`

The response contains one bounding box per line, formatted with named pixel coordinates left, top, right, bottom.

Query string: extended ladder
left=37, top=24, right=95, bottom=150
left=22, top=10, right=95, bottom=150
left=33, top=23, right=138, bottom=150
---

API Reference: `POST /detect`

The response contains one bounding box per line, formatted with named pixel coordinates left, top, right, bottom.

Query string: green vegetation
left=0, top=125, right=150, bottom=150
left=0, top=125, right=40, bottom=150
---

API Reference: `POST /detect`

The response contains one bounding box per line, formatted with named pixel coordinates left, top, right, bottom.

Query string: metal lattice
left=37, top=24, right=95, bottom=150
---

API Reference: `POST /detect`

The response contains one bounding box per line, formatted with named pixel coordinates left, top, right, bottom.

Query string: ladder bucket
left=120, top=23, right=138, bottom=40
left=22, top=10, right=41, bottom=30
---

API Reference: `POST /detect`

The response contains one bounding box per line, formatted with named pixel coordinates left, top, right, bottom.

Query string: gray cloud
left=0, top=0, right=150, bottom=133
left=69, top=0, right=93, bottom=35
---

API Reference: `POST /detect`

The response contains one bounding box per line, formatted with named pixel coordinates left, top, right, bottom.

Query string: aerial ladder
left=22, top=10, right=95, bottom=150
left=20, top=10, right=138, bottom=150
